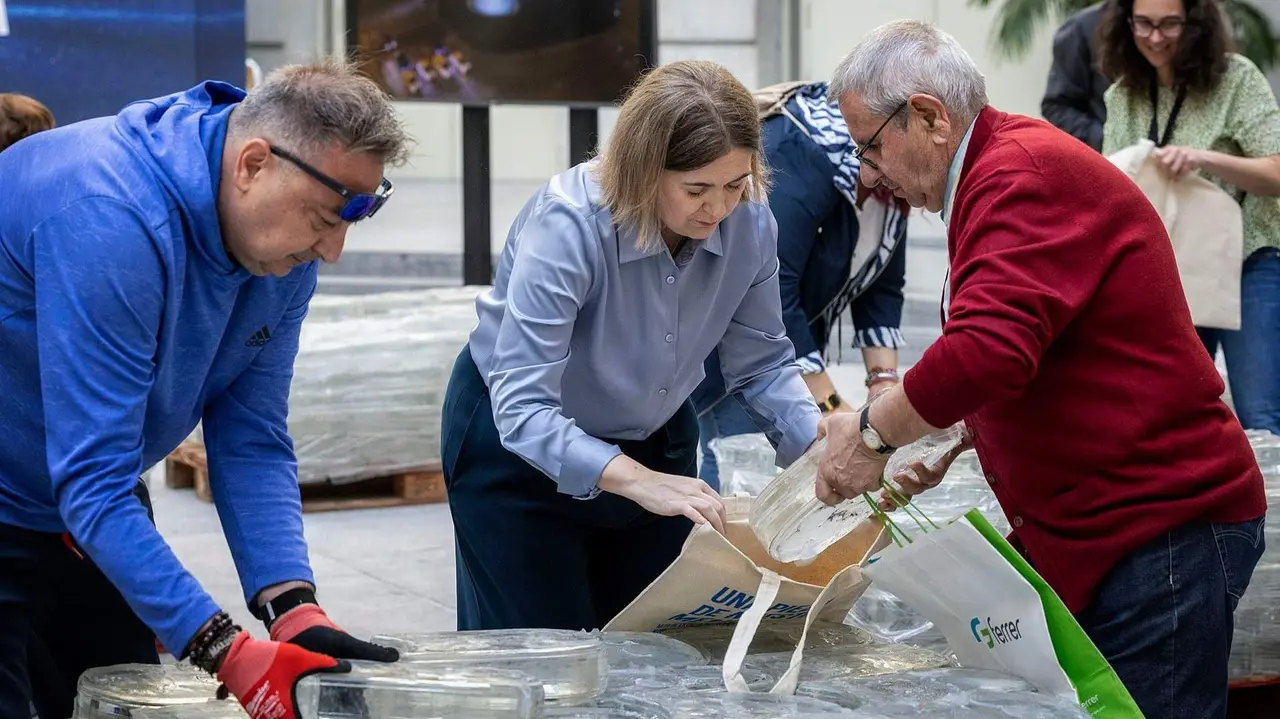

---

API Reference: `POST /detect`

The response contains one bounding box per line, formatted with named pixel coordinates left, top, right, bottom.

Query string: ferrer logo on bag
left=970, top=615, right=1023, bottom=649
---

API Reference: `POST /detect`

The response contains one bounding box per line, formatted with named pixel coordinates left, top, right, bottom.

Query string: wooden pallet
left=164, top=443, right=445, bottom=513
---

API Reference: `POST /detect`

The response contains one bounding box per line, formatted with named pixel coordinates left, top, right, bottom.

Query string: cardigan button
left=984, top=471, right=997, bottom=485
left=1012, top=516, right=1024, bottom=529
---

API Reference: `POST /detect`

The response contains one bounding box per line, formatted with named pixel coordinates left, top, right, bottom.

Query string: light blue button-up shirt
left=469, top=162, right=822, bottom=497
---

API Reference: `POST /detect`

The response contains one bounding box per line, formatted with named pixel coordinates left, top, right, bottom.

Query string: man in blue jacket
left=0, top=59, right=412, bottom=719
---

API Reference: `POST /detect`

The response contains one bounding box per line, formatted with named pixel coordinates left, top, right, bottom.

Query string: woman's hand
left=1153, top=145, right=1204, bottom=178
left=598, top=455, right=726, bottom=533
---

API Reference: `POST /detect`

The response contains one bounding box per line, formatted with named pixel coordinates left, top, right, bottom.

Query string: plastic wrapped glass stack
left=77, top=624, right=1101, bottom=718
left=185, top=287, right=486, bottom=485
left=707, top=433, right=781, bottom=497
left=796, top=668, right=1091, bottom=717
left=292, top=663, right=543, bottom=718
left=373, top=628, right=607, bottom=705
left=132, top=703, right=247, bottom=719
left=287, top=286, right=486, bottom=484
left=1229, top=430, right=1280, bottom=683
left=73, top=663, right=220, bottom=718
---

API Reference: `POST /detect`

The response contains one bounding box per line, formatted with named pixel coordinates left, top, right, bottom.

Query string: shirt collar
left=617, top=224, right=724, bottom=264
left=941, top=117, right=979, bottom=227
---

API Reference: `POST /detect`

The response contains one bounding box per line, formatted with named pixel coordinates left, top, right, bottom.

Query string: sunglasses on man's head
left=269, top=146, right=395, bottom=223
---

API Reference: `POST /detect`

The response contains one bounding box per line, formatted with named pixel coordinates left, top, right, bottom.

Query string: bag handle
left=722, top=569, right=782, bottom=692
left=722, top=564, right=866, bottom=695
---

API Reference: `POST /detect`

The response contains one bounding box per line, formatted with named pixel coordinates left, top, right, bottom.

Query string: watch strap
left=816, top=393, right=842, bottom=413
left=859, top=404, right=896, bottom=455
left=254, top=587, right=319, bottom=628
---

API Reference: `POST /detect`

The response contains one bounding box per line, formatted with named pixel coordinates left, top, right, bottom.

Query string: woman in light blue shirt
left=440, top=60, right=823, bottom=631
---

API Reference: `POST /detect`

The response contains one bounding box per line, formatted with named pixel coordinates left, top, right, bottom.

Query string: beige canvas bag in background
left=1108, top=140, right=1244, bottom=330
left=604, top=495, right=889, bottom=694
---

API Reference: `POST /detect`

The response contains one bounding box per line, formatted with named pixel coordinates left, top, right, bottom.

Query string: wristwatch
left=817, top=393, right=843, bottom=413
left=859, top=404, right=896, bottom=455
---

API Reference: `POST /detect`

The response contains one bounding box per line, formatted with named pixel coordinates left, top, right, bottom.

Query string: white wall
left=335, top=0, right=772, bottom=182
left=799, top=0, right=1056, bottom=119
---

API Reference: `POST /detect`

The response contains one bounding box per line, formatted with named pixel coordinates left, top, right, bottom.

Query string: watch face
left=861, top=427, right=882, bottom=450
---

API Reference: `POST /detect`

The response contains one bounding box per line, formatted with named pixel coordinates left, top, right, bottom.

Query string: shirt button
left=665, top=333, right=674, bottom=343
left=658, top=388, right=668, bottom=396
left=666, top=275, right=675, bottom=284
left=1012, top=516, right=1024, bottom=528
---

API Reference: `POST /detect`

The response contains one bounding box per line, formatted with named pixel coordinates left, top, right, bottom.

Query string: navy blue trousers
left=441, top=346, right=698, bottom=631
left=0, top=481, right=159, bottom=719
left=1075, top=517, right=1265, bottom=719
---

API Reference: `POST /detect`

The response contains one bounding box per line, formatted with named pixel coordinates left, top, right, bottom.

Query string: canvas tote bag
left=1108, top=139, right=1243, bottom=330
left=604, top=494, right=889, bottom=694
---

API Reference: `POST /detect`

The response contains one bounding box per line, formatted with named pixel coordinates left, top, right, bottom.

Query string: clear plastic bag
left=707, top=433, right=780, bottom=497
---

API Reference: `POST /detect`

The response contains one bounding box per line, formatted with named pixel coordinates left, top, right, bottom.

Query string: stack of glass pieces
left=595, top=631, right=707, bottom=670
left=743, top=643, right=952, bottom=683
left=653, top=691, right=860, bottom=718
left=749, top=439, right=878, bottom=564
left=604, top=665, right=773, bottom=695
left=373, top=628, right=605, bottom=705
left=293, top=662, right=543, bottom=718
left=73, top=663, right=219, bottom=718
left=132, top=703, right=246, bottom=719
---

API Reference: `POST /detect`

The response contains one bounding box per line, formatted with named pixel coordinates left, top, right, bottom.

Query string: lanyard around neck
left=1148, top=79, right=1188, bottom=148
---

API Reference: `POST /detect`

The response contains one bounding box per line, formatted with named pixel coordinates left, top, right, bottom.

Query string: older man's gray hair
left=232, top=57, right=414, bottom=167
left=830, top=20, right=988, bottom=127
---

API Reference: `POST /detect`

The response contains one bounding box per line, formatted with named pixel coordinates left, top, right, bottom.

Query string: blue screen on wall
left=0, top=0, right=245, bottom=125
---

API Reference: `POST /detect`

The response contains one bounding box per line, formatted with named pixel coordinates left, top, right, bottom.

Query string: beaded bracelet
left=186, top=612, right=242, bottom=675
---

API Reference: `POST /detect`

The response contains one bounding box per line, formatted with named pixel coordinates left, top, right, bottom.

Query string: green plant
left=967, top=0, right=1280, bottom=70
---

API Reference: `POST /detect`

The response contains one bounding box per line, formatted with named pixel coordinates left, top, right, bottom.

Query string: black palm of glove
left=269, top=604, right=399, bottom=663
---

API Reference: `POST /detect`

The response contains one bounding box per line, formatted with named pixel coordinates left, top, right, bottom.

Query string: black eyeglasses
left=270, top=146, right=395, bottom=223
left=1130, top=15, right=1187, bottom=38
left=853, top=101, right=908, bottom=172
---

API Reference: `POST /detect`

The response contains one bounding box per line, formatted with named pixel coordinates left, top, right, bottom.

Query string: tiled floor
left=152, top=363, right=875, bottom=641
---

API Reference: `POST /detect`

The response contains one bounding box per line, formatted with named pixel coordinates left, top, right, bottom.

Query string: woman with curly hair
left=1100, top=0, right=1280, bottom=436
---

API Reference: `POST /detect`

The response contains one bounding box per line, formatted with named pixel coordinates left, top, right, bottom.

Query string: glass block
left=294, top=662, right=543, bottom=718
left=74, top=663, right=219, bottom=718
left=595, top=631, right=707, bottom=671
left=373, top=628, right=605, bottom=704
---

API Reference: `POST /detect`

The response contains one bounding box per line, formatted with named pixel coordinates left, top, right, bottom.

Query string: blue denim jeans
left=1199, top=247, right=1280, bottom=435
left=1074, top=517, right=1266, bottom=719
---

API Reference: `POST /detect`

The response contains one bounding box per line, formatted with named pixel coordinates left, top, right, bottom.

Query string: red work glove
left=217, top=631, right=349, bottom=719
left=269, top=604, right=399, bottom=662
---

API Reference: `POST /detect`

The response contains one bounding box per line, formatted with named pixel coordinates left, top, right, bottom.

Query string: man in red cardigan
left=817, top=19, right=1266, bottom=719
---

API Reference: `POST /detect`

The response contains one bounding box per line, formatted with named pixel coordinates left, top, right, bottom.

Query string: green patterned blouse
left=1103, top=53, right=1280, bottom=258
